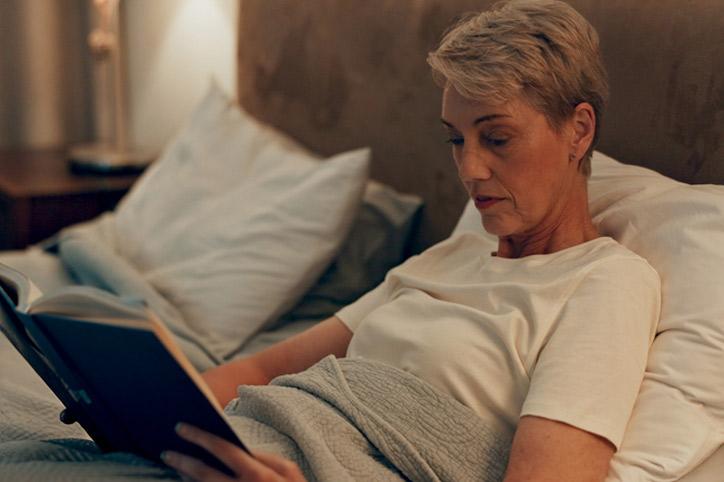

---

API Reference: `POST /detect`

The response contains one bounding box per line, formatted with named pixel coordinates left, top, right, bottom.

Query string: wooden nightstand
left=0, top=149, right=142, bottom=250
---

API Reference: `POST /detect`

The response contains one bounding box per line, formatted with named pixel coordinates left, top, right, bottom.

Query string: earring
left=569, top=153, right=576, bottom=161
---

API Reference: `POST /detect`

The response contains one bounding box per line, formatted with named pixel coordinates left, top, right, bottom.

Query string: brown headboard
left=237, top=0, right=723, bottom=250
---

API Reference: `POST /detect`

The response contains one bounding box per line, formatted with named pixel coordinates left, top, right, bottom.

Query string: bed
left=1, top=0, right=722, bottom=480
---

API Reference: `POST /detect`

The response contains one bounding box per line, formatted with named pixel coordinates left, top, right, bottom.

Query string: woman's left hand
left=162, top=423, right=306, bottom=482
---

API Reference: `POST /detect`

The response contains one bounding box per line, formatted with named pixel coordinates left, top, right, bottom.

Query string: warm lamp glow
left=125, top=0, right=237, bottom=151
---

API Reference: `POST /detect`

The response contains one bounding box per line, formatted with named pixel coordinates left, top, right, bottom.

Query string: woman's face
left=441, top=86, right=578, bottom=240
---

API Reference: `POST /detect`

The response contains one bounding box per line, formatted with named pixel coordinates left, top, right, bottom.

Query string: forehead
left=441, top=86, right=535, bottom=127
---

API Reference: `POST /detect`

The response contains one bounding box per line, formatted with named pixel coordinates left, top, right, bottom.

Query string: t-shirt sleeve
left=335, top=248, right=431, bottom=332
left=520, top=256, right=661, bottom=450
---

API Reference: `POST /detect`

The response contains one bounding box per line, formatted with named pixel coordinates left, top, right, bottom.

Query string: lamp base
left=68, top=143, right=154, bottom=175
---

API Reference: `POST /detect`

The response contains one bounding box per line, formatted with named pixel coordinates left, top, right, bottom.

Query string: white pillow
left=112, top=82, right=369, bottom=358
left=453, top=151, right=724, bottom=481
left=589, top=153, right=724, bottom=481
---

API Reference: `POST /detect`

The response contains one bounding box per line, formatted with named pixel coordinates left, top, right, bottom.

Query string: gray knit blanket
left=0, top=344, right=510, bottom=481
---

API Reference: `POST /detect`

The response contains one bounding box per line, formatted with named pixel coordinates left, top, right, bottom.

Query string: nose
left=456, top=144, right=493, bottom=182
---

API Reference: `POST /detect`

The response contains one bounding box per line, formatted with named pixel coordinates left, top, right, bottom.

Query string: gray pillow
left=278, top=181, right=422, bottom=324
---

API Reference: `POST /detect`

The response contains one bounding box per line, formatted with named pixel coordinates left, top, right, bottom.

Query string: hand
left=162, top=423, right=305, bottom=482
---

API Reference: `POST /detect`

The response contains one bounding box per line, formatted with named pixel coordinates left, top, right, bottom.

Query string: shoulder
left=580, top=237, right=660, bottom=287
left=525, top=236, right=661, bottom=285
left=559, top=237, right=662, bottom=340
left=569, top=237, right=661, bottom=305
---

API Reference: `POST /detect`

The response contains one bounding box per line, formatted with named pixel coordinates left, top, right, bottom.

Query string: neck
left=496, top=180, right=599, bottom=259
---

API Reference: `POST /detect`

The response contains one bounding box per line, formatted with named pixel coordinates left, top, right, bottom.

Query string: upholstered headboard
left=237, top=0, right=723, bottom=250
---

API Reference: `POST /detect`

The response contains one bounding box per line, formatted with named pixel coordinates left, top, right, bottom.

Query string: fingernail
left=175, top=422, right=186, bottom=435
left=161, top=451, right=173, bottom=463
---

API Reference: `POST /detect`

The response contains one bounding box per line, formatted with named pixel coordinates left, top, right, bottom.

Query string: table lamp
left=68, top=0, right=152, bottom=174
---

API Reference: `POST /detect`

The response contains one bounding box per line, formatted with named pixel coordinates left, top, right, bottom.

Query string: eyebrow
left=440, top=114, right=511, bottom=128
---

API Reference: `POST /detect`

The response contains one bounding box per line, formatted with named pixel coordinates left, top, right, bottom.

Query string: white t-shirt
left=336, top=233, right=660, bottom=449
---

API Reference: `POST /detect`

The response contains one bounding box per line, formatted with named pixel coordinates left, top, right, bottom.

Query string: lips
left=474, top=195, right=504, bottom=209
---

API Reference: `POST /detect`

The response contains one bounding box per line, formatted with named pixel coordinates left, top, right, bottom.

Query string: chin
left=481, top=216, right=516, bottom=238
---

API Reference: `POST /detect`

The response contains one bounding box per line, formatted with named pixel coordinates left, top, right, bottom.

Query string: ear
left=569, top=102, right=596, bottom=165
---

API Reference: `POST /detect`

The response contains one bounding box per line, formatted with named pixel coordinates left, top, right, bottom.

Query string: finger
left=161, top=450, right=233, bottom=482
left=175, top=423, right=275, bottom=479
left=253, top=451, right=304, bottom=480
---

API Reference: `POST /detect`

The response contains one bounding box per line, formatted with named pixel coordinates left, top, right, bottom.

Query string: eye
left=484, top=134, right=509, bottom=148
left=446, top=137, right=464, bottom=146
left=487, top=137, right=508, bottom=147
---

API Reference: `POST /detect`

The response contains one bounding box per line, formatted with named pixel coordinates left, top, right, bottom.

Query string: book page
left=0, top=263, right=43, bottom=311
left=28, top=286, right=148, bottom=321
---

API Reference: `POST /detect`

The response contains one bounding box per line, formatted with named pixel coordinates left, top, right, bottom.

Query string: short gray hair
left=427, top=0, right=609, bottom=176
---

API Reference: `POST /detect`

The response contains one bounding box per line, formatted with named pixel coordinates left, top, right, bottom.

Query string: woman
left=162, top=1, right=660, bottom=480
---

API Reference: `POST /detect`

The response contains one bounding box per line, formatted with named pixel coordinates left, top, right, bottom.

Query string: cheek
left=515, top=175, right=556, bottom=210
left=506, top=144, right=568, bottom=204
left=498, top=165, right=560, bottom=219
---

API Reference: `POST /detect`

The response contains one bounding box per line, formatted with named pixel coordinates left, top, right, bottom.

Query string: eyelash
left=488, top=137, right=508, bottom=147
left=445, top=136, right=508, bottom=147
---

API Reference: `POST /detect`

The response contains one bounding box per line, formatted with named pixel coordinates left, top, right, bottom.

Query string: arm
left=506, top=258, right=660, bottom=481
left=166, top=319, right=351, bottom=480
left=503, top=415, right=614, bottom=482
left=202, top=316, right=352, bottom=406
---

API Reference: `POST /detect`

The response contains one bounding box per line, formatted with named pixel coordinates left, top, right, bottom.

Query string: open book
left=0, top=262, right=246, bottom=474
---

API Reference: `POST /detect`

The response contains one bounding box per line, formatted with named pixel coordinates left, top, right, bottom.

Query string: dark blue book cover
left=0, top=263, right=246, bottom=475
left=31, top=312, right=247, bottom=474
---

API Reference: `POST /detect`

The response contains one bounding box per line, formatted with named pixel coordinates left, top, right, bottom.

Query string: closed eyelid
left=483, top=130, right=509, bottom=138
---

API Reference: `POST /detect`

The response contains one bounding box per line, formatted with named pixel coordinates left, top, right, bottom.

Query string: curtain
left=0, top=0, right=93, bottom=149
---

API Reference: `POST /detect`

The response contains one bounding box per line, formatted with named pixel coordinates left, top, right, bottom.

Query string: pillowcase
left=110, top=81, right=369, bottom=359
left=589, top=153, right=724, bottom=481
left=452, top=151, right=724, bottom=481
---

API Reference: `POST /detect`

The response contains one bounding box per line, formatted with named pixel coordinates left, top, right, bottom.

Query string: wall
left=123, top=0, right=238, bottom=154
left=238, top=0, right=724, bottom=249
left=0, top=0, right=92, bottom=149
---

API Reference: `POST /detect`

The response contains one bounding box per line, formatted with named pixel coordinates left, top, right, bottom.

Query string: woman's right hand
left=163, top=423, right=306, bottom=482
